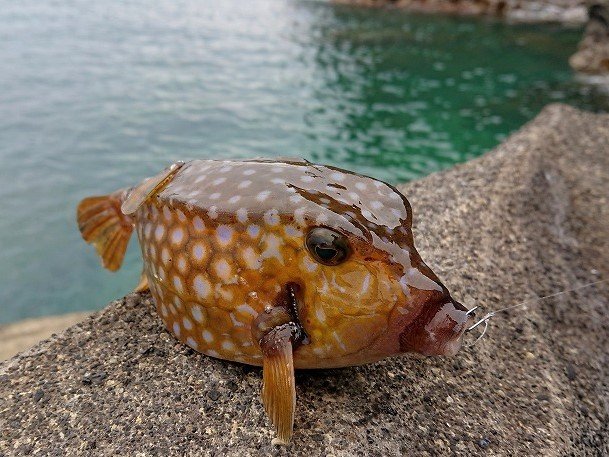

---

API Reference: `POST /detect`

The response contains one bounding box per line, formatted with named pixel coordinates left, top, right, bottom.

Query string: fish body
left=77, top=158, right=470, bottom=442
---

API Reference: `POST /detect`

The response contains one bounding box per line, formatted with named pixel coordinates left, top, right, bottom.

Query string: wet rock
left=570, top=1, right=609, bottom=75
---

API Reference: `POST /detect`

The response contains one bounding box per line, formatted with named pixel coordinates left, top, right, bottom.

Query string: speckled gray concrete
left=1, top=104, right=608, bottom=456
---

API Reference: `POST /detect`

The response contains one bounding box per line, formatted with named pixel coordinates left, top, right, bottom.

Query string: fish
left=76, top=158, right=471, bottom=444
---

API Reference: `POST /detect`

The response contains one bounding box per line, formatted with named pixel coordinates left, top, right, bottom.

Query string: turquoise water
left=1, top=1, right=608, bottom=323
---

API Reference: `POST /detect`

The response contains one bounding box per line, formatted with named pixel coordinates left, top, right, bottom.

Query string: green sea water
left=1, top=0, right=608, bottom=323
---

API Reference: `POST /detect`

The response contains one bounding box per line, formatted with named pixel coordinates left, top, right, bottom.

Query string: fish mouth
left=251, top=281, right=310, bottom=347
left=286, top=282, right=310, bottom=346
left=399, top=294, right=471, bottom=356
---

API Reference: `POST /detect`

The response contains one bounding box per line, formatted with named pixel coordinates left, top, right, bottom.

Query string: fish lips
left=399, top=296, right=471, bottom=357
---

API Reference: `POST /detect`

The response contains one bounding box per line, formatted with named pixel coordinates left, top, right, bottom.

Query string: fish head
left=277, top=164, right=471, bottom=364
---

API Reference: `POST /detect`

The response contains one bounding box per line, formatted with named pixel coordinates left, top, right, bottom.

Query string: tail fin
left=76, top=189, right=133, bottom=272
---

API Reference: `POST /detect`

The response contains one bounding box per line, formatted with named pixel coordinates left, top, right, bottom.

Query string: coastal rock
left=1, top=104, right=608, bottom=455
left=333, top=0, right=587, bottom=23
left=570, top=2, right=609, bottom=74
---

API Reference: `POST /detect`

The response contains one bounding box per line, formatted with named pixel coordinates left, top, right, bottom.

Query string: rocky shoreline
left=1, top=104, right=607, bottom=455
left=571, top=1, right=609, bottom=74
left=335, top=0, right=609, bottom=76
left=333, top=0, right=588, bottom=23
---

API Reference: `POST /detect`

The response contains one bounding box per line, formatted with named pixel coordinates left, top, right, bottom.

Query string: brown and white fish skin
left=76, top=158, right=471, bottom=444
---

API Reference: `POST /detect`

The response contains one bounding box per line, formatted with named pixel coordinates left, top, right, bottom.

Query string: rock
left=0, top=104, right=608, bottom=455
left=570, top=1, right=609, bottom=75
left=81, top=370, right=107, bottom=386
left=333, top=0, right=587, bottom=24
left=0, top=312, right=90, bottom=361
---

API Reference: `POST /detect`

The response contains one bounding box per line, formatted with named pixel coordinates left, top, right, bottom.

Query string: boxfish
left=76, top=158, right=471, bottom=444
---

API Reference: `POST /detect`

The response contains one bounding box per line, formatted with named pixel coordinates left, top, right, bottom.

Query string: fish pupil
left=315, top=245, right=337, bottom=262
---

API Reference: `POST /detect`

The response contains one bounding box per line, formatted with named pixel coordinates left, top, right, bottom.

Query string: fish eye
left=305, top=227, right=350, bottom=266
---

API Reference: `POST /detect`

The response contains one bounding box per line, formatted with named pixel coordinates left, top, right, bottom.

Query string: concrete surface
left=0, top=313, right=90, bottom=362
left=1, top=104, right=608, bottom=456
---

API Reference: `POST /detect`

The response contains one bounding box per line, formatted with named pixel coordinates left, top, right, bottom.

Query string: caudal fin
left=76, top=190, right=133, bottom=272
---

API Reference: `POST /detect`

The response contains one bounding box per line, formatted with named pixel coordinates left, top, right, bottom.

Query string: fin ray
left=261, top=328, right=296, bottom=445
left=77, top=191, right=133, bottom=272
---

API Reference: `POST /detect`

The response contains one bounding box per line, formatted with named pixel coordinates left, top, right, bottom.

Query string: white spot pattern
left=193, top=275, right=211, bottom=298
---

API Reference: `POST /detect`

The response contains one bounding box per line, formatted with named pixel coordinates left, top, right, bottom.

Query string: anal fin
left=260, top=323, right=298, bottom=445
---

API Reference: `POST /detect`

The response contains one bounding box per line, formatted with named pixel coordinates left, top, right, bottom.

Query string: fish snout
left=399, top=294, right=471, bottom=356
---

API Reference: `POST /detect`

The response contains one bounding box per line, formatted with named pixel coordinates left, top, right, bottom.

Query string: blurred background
left=1, top=0, right=608, bottom=323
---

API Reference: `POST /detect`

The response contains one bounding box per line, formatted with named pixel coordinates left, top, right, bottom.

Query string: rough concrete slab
left=0, top=104, right=608, bottom=456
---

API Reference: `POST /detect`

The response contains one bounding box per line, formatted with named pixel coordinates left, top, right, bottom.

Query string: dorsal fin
left=121, top=162, right=184, bottom=215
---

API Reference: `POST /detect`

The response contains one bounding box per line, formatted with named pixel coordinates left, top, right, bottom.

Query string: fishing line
left=465, top=278, right=608, bottom=346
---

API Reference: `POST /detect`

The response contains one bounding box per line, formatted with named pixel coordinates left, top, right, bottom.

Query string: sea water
left=1, top=0, right=607, bottom=322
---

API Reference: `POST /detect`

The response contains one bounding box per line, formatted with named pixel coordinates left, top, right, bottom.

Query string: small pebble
left=82, top=370, right=107, bottom=386
left=33, top=389, right=44, bottom=403
left=207, top=390, right=221, bottom=401
left=478, top=438, right=491, bottom=449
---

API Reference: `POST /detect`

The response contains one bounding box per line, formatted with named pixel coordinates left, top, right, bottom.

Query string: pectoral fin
left=260, top=324, right=297, bottom=445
